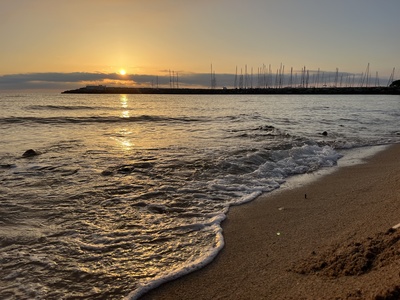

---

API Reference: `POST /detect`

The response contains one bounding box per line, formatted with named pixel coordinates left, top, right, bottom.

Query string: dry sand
left=141, top=144, right=400, bottom=300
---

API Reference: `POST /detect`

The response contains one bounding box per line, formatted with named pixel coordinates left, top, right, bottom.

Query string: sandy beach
left=141, top=144, right=400, bottom=300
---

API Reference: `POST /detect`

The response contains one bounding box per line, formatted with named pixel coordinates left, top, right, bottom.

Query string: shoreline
left=140, top=143, right=400, bottom=300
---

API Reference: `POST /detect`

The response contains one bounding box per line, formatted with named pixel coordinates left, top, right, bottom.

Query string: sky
left=1, top=0, right=399, bottom=91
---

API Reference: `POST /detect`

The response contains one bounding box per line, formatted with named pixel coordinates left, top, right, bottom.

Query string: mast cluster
left=152, top=64, right=397, bottom=89
left=229, top=63, right=396, bottom=89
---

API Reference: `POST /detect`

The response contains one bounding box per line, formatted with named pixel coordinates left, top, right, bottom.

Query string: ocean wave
left=26, top=105, right=101, bottom=111
left=229, top=124, right=292, bottom=139
left=0, top=115, right=206, bottom=125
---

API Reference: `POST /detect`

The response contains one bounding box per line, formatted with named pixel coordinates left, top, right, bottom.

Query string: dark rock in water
left=322, top=131, right=328, bottom=136
left=22, top=149, right=41, bottom=157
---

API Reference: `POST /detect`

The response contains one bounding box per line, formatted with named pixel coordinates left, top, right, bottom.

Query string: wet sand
left=140, top=144, right=400, bottom=300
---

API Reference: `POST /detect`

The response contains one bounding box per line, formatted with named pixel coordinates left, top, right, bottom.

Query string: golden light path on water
left=109, top=95, right=134, bottom=150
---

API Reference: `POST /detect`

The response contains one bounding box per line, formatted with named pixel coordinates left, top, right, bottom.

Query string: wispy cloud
left=0, top=72, right=130, bottom=86
left=0, top=71, right=233, bottom=91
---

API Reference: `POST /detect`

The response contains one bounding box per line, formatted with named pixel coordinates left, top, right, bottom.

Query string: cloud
left=0, top=72, right=124, bottom=84
left=0, top=70, right=391, bottom=92
left=0, top=71, right=228, bottom=91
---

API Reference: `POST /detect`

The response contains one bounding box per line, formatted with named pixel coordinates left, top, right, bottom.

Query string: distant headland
left=62, top=84, right=400, bottom=95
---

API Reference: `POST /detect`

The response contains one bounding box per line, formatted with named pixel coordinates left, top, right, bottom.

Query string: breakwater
left=62, top=86, right=400, bottom=95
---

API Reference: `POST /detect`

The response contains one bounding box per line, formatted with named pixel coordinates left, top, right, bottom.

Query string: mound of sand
left=291, top=228, right=400, bottom=278
left=290, top=228, right=400, bottom=299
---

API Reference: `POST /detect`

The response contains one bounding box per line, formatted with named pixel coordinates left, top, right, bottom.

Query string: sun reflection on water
left=120, top=139, right=133, bottom=150
left=120, top=95, right=128, bottom=108
left=112, top=95, right=134, bottom=151
left=120, top=95, right=130, bottom=119
left=121, top=111, right=130, bottom=118
left=112, top=130, right=134, bottom=151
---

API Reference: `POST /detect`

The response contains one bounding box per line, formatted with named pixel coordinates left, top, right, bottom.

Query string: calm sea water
left=1, top=93, right=399, bottom=299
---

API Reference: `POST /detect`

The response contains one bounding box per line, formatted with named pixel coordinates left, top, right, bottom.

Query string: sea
left=0, top=93, right=399, bottom=299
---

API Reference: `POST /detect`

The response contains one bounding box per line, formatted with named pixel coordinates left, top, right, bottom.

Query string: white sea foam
left=126, top=223, right=225, bottom=300
left=124, top=144, right=344, bottom=298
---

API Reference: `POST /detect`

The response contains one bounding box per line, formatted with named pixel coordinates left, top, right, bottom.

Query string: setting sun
left=119, top=69, right=126, bottom=75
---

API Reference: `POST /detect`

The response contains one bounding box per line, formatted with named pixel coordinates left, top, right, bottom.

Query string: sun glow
left=119, top=69, right=126, bottom=75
